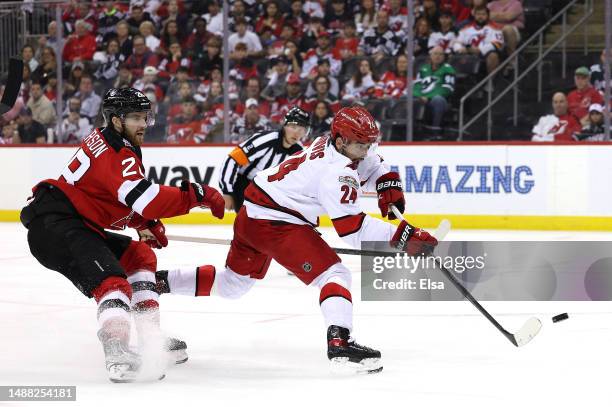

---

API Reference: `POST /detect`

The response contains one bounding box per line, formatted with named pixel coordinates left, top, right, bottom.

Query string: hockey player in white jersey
left=157, top=105, right=438, bottom=373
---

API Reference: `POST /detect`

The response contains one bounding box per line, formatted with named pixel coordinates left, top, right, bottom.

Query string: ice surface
left=1, top=223, right=610, bottom=406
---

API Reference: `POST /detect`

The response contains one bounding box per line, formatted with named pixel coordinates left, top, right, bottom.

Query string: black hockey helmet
left=102, top=87, right=154, bottom=127
left=283, top=106, right=310, bottom=128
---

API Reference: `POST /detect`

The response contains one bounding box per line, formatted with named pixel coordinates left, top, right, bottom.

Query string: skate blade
left=170, top=349, right=188, bottom=365
left=108, top=364, right=166, bottom=383
left=329, top=357, right=383, bottom=375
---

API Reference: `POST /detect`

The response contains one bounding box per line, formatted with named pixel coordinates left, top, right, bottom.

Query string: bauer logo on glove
left=375, top=172, right=405, bottom=220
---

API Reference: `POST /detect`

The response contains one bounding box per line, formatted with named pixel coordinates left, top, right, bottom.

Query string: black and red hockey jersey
left=35, top=127, right=195, bottom=230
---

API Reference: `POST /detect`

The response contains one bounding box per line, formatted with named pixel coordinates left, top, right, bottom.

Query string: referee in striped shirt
left=219, top=107, right=311, bottom=211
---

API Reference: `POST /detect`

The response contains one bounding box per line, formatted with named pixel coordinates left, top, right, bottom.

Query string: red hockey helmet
left=331, top=105, right=379, bottom=144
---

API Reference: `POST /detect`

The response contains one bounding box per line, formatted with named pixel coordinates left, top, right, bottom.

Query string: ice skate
left=327, top=325, right=382, bottom=374
left=166, top=337, right=188, bottom=364
left=98, top=332, right=142, bottom=383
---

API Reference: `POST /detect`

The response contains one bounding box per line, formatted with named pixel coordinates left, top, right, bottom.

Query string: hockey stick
left=166, top=218, right=451, bottom=258
left=389, top=205, right=541, bottom=347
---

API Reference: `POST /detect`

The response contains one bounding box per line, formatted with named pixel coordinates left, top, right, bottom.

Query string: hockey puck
left=552, top=313, right=569, bottom=323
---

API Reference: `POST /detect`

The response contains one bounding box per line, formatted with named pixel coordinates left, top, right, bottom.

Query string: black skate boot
left=166, top=337, right=188, bottom=364
left=155, top=270, right=170, bottom=294
left=98, top=330, right=142, bottom=383
left=327, top=325, right=382, bottom=374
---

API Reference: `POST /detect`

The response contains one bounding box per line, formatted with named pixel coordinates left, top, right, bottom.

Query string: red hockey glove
left=136, top=219, right=168, bottom=249
left=391, top=221, right=438, bottom=256
left=181, top=180, right=225, bottom=219
left=376, top=172, right=405, bottom=220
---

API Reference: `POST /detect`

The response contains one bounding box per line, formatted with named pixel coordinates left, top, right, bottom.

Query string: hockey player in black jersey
left=219, top=107, right=310, bottom=211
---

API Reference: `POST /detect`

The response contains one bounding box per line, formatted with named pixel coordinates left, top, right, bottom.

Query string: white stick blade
left=433, top=219, right=451, bottom=241
left=513, top=317, right=542, bottom=347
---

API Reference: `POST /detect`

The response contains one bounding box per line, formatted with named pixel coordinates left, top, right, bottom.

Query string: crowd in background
left=0, top=0, right=608, bottom=144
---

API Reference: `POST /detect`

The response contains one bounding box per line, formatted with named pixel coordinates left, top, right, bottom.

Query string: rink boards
left=1, top=143, right=611, bottom=230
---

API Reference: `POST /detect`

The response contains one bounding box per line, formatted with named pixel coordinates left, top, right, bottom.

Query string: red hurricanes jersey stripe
left=332, top=213, right=366, bottom=237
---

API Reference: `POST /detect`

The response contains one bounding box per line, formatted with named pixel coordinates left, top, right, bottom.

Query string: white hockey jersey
left=428, top=30, right=457, bottom=54
left=244, top=136, right=397, bottom=248
left=452, top=22, right=504, bottom=55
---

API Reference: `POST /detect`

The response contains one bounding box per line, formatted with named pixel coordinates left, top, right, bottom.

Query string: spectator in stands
left=0, top=85, right=25, bottom=123
left=377, top=54, right=409, bottom=99
left=139, top=21, right=161, bottom=53
left=202, top=80, right=225, bottom=113
left=229, top=42, right=258, bottom=83
left=488, top=0, right=524, bottom=61
left=414, top=17, right=432, bottom=57
left=21, top=45, right=38, bottom=72
left=324, top=0, right=354, bottom=36
left=27, top=82, right=56, bottom=129
left=428, top=11, right=457, bottom=54
left=113, top=64, right=134, bottom=89
left=93, top=38, right=125, bottom=88
left=21, top=45, right=38, bottom=73
left=167, top=65, right=193, bottom=99
left=299, top=16, right=324, bottom=53
left=359, top=10, right=404, bottom=63
left=37, top=21, right=64, bottom=57
left=268, top=24, right=298, bottom=58
left=573, top=104, right=611, bottom=142
left=303, top=75, right=341, bottom=113
left=333, top=20, right=360, bottom=61
left=1, top=120, right=18, bottom=144
left=63, top=20, right=97, bottom=63
left=133, top=66, right=164, bottom=101
left=305, top=59, right=339, bottom=97
left=142, top=90, right=168, bottom=142
left=16, top=107, right=46, bottom=144
left=62, top=1, right=97, bottom=35
left=229, top=0, right=253, bottom=31
left=386, top=0, right=409, bottom=32
left=63, top=62, right=85, bottom=99
left=97, top=1, right=126, bottom=44
left=302, top=31, right=342, bottom=79
left=125, top=35, right=159, bottom=78
left=126, top=4, right=155, bottom=36
left=44, top=73, right=58, bottom=102
left=168, top=96, right=207, bottom=144
left=284, top=40, right=303, bottom=75
left=162, top=0, right=193, bottom=38
left=286, top=0, right=308, bottom=36
left=230, top=98, right=272, bottom=143
left=229, top=18, right=264, bottom=57
left=31, top=47, right=57, bottom=87
left=63, top=97, right=81, bottom=119
left=420, top=0, right=441, bottom=31
left=186, top=17, right=211, bottom=62
left=194, top=37, right=223, bottom=79
left=304, top=0, right=325, bottom=19
left=590, top=49, right=611, bottom=95
left=255, top=0, right=285, bottom=38
left=158, top=41, right=192, bottom=79
left=439, top=0, right=471, bottom=26
left=342, top=59, right=378, bottom=102
left=355, top=0, right=377, bottom=34
left=270, top=73, right=306, bottom=124
left=236, top=77, right=271, bottom=117
left=532, top=92, right=581, bottom=142
left=262, top=56, right=291, bottom=101
left=204, top=1, right=224, bottom=36
left=309, top=101, right=333, bottom=139
left=59, top=103, right=92, bottom=144
left=114, top=21, right=133, bottom=60
left=160, top=20, right=186, bottom=52
left=452, top=7, right=504, bottom=75
left=74, top=75, right=102, bottom=122
left=168, top=81, right=195, bottom=109
left=197, top=66, right=239, bottom=102
left=568, top=67, right=605, bottom=126
left=413, top=46, right=456, bottom=129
